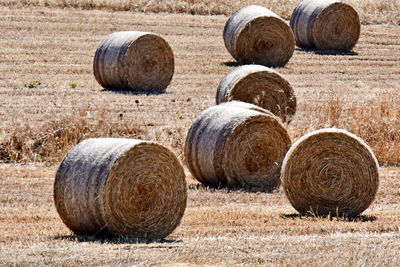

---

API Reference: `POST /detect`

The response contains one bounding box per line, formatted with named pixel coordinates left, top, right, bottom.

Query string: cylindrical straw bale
left=290, top=0, right=360, bottom=51
left=281, top=128, right=379, bottom=217
left=216, top=65, right=296, bottom=123
left=224, top=100, right=272, bottom=114
left=54, top=138, right=187, bottom=238
left=223, top=5, right=295, bottom=67
left=185, top=101, right=291, bottom=191
left=93, top=31, right=174, bottom=92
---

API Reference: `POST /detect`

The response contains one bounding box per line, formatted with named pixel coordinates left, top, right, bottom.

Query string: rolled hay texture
left=185, top=101, right=291, bottom=191
left=216, top=65, right=296, bottom=123
left=93, top=31, right=174, bottom=92
left=54, top=138, right=187, bottom=239
left=290, top=0, right=360, bottom=51
left=223, top=5, right=295, bottom=67
left=281, top=128, right=379, bottom=217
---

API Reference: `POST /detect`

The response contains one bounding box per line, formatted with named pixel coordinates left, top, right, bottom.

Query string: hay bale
left=216, top=65, right=296, bottom=123
left=290, top=0, right=360, bottom=51
left=93, top=31, right=174, bottom=92
left=54, top=138, right=187, bottom=238
left=224, top=100, right=273, bottom=114
left=184, top=101, right=291, bottom=191
left=223, top=5, right=295, bottom=67
left=281, top=128, right=379, bottom=217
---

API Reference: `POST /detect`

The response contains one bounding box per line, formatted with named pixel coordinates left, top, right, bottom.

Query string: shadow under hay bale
left=222, top=61, right=242, bottom=67
left=281, top=213, right=377, bottom=222
left=295, top=47, right=359, bottom=56
left=93, top=31, right=175, bottom=92
left=281, top=128, right=379, bottom=218
left=54, top=138, right=187, bottom=239
left=101, top=88, right=168, bottom=96
left=55, top=234, right=182, bottom=245
left=223, top=5, right=295, bottom=67
left=185, top=101, right=291, bottom=192
left=290, top=0, right=360, bottom=52
left=188, top=182, right=281, bottom=193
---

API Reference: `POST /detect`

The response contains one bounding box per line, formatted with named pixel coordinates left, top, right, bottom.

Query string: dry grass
left=2, top=0, right=400, bottom=24
left=0, top=106, right=145, bottom=162
left=290, top=88, right=400, bottom=165
left=0, top=4, right=400, bottom=265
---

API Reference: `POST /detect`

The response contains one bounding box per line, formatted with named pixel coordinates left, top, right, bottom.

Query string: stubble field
left=0, top=1, right=400, bottom=266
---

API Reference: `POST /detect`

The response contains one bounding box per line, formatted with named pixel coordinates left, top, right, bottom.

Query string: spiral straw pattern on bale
left=290, top=0, right=360, bottom=51
left=281, top=128, right=379, bottom=217
left=54, top=138, right=187, bottom=239
left=93, top=31, right=174, bottom=92
left=216, top=65, right=296, bottom=123
left=223, top=5, right=295, bottom=67
left=185, top=101, right=291, bottom=191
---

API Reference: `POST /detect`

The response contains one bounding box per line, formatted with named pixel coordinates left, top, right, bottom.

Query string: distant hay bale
left=185, top=101, right=291, bottom=191
left=223, top=5, right=295, bottom=67
left=216, top=65, right=296, bottom=123
left=54, top=138, right=187, bottom=239
left=281, top=128, right=379, bottom=217
left=290, top=0, right=360, bottom=51
left=93, top=31, right=174, bottom=92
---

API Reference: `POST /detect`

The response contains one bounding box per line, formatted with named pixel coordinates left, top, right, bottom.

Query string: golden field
left=0, top=1, right=399, bottom=265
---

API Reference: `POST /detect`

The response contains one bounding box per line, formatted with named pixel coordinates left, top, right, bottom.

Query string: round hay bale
left=216, top=65, right=296, bottom=123
left=184, top=101, right=291, bottom=191
left=224, top=100, right=272, bottom=114
left=290, top=0, right=360, bottom=51
left=54, top=138, right=187, bottom=239
left=281, top=128, right=379, bottom=217
left=93, top=31, right=174, bottom=92
left=223, top=5, right=295, bottom=67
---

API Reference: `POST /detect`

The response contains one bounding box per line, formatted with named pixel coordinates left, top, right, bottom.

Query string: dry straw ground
left=0, top=0, right=399, bottom=265
left=1, top=165, right=400, bottom=265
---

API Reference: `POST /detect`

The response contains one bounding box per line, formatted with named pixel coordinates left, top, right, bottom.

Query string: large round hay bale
left=185, top=101, right=291, bottom=191
left=281, top=128, right=379, bottom=217
left=216, top=65, right=296, bottom=123
left=93, top=31, right=174, bottom=92
left=223, top=5, right=295, bottom=67
left=54, top=138, right=187, bottom=239
left=290, top=0, right=360, bottom=51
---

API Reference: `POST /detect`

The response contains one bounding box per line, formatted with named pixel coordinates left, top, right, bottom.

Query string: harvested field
left=0, top=6, right=399, bottom=164
left=0, top=3, right=400, bottom=266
